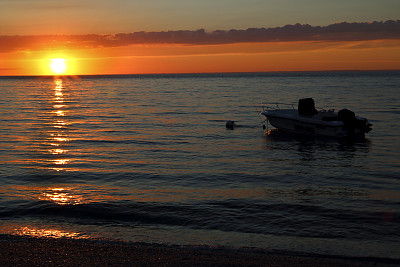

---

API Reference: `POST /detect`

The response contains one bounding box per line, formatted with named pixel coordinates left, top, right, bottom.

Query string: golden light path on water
left=48, top=78, right=72, bottom=172
left=2, top=78, right=85, bottom=239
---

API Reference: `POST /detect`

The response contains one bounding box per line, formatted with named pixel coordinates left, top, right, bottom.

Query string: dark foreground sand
left=1, top=236, right=398, bottom=266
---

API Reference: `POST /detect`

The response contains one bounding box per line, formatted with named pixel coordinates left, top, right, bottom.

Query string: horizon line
left=1, top=69, right=399, bottom=79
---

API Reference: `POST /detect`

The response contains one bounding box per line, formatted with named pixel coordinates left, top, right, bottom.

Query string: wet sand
left=1, top=236, right=398, bottom=266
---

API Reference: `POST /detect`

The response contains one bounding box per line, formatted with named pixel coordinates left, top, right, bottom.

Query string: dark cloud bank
left=1, top=20, right=400, bottom=52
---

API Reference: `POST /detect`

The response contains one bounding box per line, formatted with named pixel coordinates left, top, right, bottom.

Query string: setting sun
left=50, top=58, right=67, bottom=75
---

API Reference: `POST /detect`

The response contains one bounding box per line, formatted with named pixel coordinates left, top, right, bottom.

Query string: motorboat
left=261, top=98, right=372, bottom=138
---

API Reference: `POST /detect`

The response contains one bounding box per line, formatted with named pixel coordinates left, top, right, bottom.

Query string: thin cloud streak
left=1, top=20, right=399, bottom=53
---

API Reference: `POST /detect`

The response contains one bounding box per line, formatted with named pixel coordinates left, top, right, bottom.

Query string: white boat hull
left=262, top=109, right=365, bottom=138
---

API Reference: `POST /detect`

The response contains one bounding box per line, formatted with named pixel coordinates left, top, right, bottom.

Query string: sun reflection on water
left=39, top=187, right=85, bottom=205
left=13, top=226, right=89, bottom=239
left=54, top=158, right=70, bottom=165
left=54, top=78, right=63, bottom=96
left=55, top=110, right=65, bottom=116
left=43, top=78, right=72, bottom=171
left=1, top=185, right=91, bottom=239
left=53, top=119, right=68, bottom=129
left=49, top=148, right=67, bottom=155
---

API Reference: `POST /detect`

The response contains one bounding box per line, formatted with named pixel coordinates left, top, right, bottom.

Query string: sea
left=1, top=71, right=399, bottom=259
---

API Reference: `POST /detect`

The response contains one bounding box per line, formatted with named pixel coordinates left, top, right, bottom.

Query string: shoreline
left=1, top=235, right=398, bottom=266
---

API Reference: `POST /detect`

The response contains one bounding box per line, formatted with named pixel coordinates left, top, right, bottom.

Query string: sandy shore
left=1, top=236, right=398, bottom=266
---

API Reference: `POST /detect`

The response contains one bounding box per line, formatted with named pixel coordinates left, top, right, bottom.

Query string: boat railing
left=261, top=102, right=296, bottom=111
left=261, top=102, right=330, bottom=112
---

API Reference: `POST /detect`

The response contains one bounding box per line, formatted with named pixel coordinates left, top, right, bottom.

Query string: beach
left=1, top=236, right=398, bottom=267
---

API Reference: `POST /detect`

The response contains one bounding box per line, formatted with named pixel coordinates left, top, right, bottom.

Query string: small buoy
left=226, top=120, right=235, bottom=129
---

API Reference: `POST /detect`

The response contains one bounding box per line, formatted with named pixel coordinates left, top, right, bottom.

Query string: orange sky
left=1, top=38, right=399, bottom=76
left=1, top=1, right=399, bottom=76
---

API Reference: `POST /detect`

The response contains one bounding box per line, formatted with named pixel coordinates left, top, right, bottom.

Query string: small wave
left=2, top=199, right=399, bottom=242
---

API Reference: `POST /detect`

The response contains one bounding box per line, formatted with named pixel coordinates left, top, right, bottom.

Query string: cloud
left=1, top=20, right=399, bottom=53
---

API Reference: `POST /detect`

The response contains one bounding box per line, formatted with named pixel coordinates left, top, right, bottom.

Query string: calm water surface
left=0, top=72, right=399, bottom=258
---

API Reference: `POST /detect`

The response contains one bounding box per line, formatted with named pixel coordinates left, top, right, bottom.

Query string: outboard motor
left=338, top=109, right=357, bottom=136
left=298, top=98, right=318, bottom=116
left=338, top=109, right=372, bottom=135
left=338, top=109, right=356, bottom=126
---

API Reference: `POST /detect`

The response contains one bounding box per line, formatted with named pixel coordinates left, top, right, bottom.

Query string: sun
left=50, top=58, right=67, bottom=75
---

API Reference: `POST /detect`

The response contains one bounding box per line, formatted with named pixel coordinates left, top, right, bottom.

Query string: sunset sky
left=1, top=0, right=399, bottom=75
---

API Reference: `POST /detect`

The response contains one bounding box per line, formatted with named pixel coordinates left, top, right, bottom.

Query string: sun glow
left=50, top=58, right=67, bottom=75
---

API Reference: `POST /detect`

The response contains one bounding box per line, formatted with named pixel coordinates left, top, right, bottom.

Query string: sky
left=0, top=0, right=399, bottom=75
